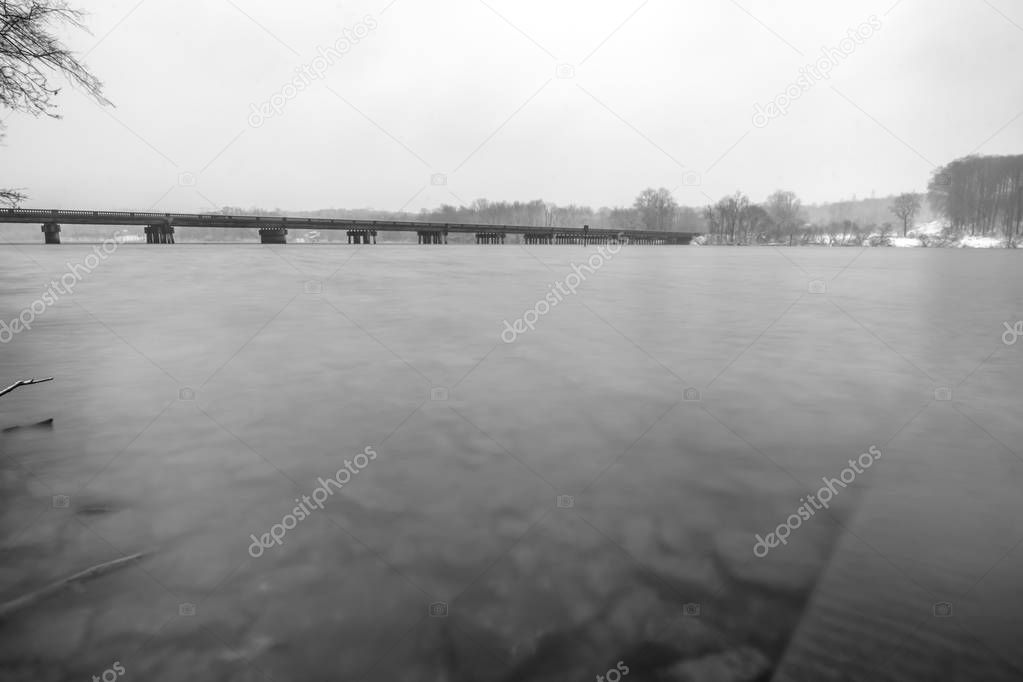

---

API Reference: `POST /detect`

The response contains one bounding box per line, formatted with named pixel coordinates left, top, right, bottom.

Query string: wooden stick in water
left=0, top=377, right=54, bottom=399
left=0, top=549, right=152, bottom=619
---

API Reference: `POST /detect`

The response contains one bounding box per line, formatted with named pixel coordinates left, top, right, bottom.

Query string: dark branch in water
left=0, top=376, right=53, bottom=398
left=2, top=417, right=53, bottom=432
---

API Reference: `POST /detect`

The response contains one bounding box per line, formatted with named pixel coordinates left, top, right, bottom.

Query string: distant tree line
left=928, top=154, right=1023, bottom=244
left=699, top=189, right=925, bottom=246
left=413, top=191, right=704, bottom=234
left=213, top=189, right=706, bottom=242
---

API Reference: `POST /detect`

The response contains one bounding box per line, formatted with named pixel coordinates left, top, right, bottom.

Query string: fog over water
left=1, top=245, right=1021, bottom=680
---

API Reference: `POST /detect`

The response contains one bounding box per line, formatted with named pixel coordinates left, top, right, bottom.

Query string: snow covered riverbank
left=694, top=220, right=1016, bottom=248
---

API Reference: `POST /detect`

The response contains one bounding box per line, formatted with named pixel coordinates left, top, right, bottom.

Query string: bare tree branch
left=1, top=0, right=111, bottom=199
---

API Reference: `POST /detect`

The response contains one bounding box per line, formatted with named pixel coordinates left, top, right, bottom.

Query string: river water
left=1, top=244, right=1021, bottom=681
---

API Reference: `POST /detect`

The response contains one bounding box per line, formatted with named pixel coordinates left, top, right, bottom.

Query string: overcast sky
left=3, top=0, right=1022, bottom=213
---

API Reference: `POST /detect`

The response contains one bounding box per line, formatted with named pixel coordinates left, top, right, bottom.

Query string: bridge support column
left=144, top=224, right=173, bottom=243
left=347, top=230, right=373, bottom=244
left=41, top=222, right=61, bottom=244
left=259, top=227, right=287, bottom=244
left=143, top=224, right=171, bottom=243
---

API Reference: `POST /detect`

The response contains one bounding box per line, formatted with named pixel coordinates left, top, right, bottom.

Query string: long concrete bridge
left=0, top=208, right=697, bottom=245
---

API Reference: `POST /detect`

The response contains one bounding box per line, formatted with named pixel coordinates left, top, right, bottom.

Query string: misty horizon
left=2, top=0, right=1022, bottom=213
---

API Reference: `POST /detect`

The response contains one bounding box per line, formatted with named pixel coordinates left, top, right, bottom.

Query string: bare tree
left=634, top=187, right=678, bottom=231
left=889, top=192, right=922, bottom=237
left=875, top=221, right=893, bottom=246
left=0, top=187, right=26, bottom=207
left=744, top=203, right=770, bottom=244
left=766, top=190, right=802, bottom=244
left=1, top=0, right=111, bottom=205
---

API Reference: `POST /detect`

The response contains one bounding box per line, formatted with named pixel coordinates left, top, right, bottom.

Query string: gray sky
left=3, top=0, right=1022, bottom=213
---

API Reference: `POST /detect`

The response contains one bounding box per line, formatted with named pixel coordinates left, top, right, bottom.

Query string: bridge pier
left=41, top=222, right=61, bottom=244
left=259, top=227, right=287, bottom=244
left=525, top=232, right=553, bottom=245
left=144, top=224, right=174, bottom=244
left=474, top=232, right=505, bottom=244
left=346, top=229, right=376, bottom=244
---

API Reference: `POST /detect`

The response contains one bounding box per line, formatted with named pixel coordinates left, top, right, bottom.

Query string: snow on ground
left=910, top=220, right=945, bottom=237
left=959, top=235, right=1005, bottom=248
left=693, top=219, right=1011, bottom=247
left=890, top=236, right=922, bottom=248
left=889, top=219, right=945, bottom=246
left=878, top=220, right=1009, bottom=248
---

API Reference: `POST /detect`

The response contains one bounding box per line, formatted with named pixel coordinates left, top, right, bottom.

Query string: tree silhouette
left=1, top=0, right=111, bottom=205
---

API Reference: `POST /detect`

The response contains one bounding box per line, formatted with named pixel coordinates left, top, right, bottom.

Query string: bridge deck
left=0, top=208, right=696, bottom=242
